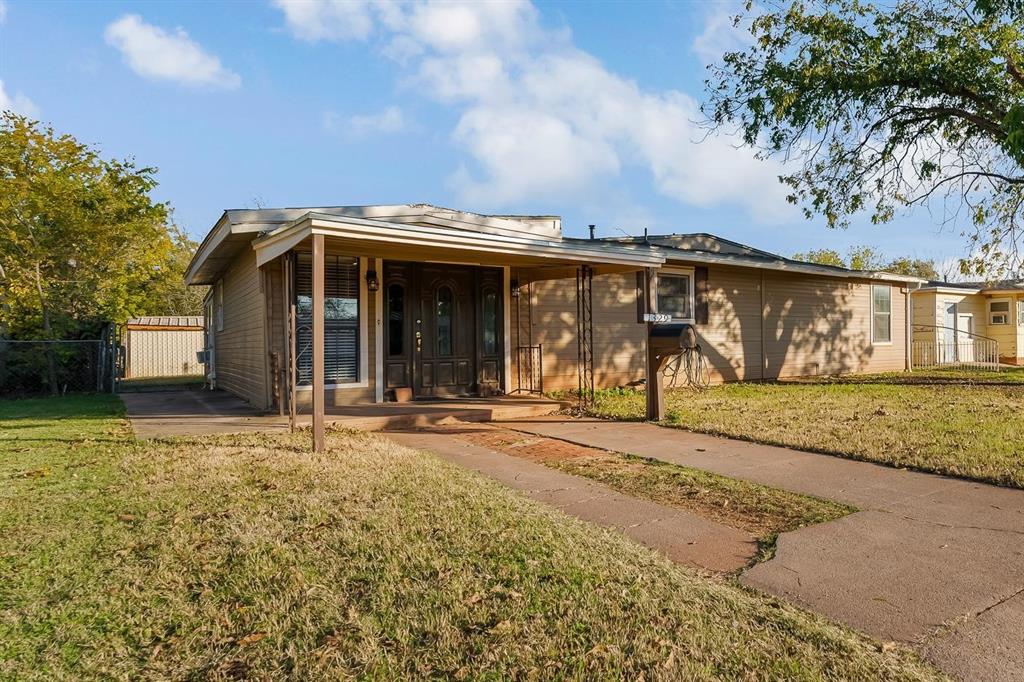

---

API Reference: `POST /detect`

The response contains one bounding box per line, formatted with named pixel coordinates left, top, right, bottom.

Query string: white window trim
left=989, top=297, right=1011, bottom=326
left=656, top=266, right=696, bottom=323
left=295, top=255, right=370, bottom=391
left=871, top=284, right=893, bottom=346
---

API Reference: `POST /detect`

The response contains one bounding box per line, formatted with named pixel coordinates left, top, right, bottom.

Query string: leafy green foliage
left=793, top=245, right=939, bottom=278
left=704, top=0, right=1024, bottom=278
left=0, top=113, right=202, bottom=342
left=792, top=248, right=845, bottom=267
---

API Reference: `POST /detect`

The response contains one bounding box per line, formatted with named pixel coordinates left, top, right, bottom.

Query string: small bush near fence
left=0, top=341, right=107, bottom=398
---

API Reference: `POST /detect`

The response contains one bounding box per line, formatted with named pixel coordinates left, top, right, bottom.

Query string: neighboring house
left=912, top=280, right=1024, bottom=365
left=184, top=204, right=923, bottom=410
left=124, top=316, right=205, bottom=378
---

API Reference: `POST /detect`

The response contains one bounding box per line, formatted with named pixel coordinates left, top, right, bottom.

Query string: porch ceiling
left=252, top=212, right=664, bottom=275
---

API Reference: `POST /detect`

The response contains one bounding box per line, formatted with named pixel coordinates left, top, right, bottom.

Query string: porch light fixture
left=365, top=269, right=379, bottom=292
left=510, top=278, right=520, bottom=299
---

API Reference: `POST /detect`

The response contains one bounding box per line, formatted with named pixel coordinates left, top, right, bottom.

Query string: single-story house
left=912, top=280, right=1024, bottom=365
left=184, top=203, right=924, bottom=413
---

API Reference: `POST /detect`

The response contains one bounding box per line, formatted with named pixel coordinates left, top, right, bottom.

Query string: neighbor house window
left=872, top=285, right=892, bottom=343
left=295, top=253, right=360, bottom=385
left=657, top=271, right=694, bottom=321
left=990, top=299, right=1010, bottom=325
left=1018, top=300, right=1024, bottom=327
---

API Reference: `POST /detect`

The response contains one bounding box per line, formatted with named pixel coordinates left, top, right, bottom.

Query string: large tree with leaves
left=0, top=113, right=202, bottom=391
left=704, top=0, right=1024, bottom=278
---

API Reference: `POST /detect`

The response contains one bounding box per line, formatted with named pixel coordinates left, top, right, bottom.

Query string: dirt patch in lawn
left=448, top=426, right=853, bottom=543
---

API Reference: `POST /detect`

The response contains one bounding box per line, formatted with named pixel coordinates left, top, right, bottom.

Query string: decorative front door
left=382, top=262, right=503, bottom=399
left=416, top=265, right=476, bottom=397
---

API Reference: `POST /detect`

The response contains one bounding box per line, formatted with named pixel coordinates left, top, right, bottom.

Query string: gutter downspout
left=760, top=272, right=767, bottom=380
left=905, top=283, right=921, bottom=371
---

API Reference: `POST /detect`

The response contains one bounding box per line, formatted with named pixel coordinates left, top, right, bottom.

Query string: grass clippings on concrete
left=0, top=395, right=943, bottom=680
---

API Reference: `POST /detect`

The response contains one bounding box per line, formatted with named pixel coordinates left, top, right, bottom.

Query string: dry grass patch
left=587, top=368, right=1024, bottom=488
left=0, top=396, right=944, bottom=680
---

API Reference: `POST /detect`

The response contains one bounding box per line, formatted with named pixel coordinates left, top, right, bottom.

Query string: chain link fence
left=0, top=336, right=114, bottom=398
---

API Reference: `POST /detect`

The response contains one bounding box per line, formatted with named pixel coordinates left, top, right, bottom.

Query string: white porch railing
left=911, top=324, right=1001, bottom=371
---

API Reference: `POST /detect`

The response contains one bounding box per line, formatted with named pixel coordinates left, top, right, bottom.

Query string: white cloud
left=272, top=0, right=376, bottom=42
left=0, top=80, right=38, bottom=117
left=691, top=6, right=752, bottom=66
left=104, top=14, right=240, bottom=89
left=0, top=1, right=8, bottom=25
left=273, top=0, right=792, bottom=223
left=324, top=105, right=407, bottom=137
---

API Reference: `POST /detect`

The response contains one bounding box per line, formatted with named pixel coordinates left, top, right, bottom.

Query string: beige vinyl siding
left=513, top=263, right=910, bottom=392
left=705, top=266, right=907, bottom=380
left=911, top=291, right=937, bottom=344
left=986, top=293, right=1019, bottom=361
left=699, top=266, right=764, bottom=382
left=214, top=248, right=268, bottom=408
left=512, top=273, right=646, bottom=393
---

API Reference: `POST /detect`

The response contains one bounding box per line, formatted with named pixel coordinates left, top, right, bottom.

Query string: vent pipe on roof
left=588, top=224, right=595, bottom=240
left=644, top=227, right=648, bottom=243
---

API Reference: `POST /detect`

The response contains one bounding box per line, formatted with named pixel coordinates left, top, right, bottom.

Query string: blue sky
left=0, top=0, right=968, bottom=270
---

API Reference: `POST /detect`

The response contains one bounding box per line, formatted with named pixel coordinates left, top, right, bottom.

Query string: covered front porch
left=247, top=210, right=665, bottom=450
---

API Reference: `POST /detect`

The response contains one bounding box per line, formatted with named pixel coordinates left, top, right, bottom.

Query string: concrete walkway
left=387, top=429, right=757, bottom=573
left=498, top=418, right=1024, bottom=682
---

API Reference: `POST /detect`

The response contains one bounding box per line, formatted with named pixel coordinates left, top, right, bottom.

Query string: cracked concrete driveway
left=499, top=418, right=1024, bottom=682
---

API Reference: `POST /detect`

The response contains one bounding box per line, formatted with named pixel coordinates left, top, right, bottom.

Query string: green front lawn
left=588, top=368, right=1024, bottom=488
left=0, top=396, right=941, bottom=680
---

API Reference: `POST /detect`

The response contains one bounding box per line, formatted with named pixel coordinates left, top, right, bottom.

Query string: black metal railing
left=514, top=344, right=543, bottom=394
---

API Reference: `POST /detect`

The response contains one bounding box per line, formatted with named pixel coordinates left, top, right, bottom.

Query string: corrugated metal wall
left=126, top=329, right=204, bottom=378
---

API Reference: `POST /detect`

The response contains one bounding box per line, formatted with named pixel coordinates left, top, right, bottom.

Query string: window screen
left=872, top=285, right=892, bottom=343
left=295, top=253, right=360, bottom=385
left=657, top=274, right=692, bottom=320
left=990, top=300, right=1010, bottom=325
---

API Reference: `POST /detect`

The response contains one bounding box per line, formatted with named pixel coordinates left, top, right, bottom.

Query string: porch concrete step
left=323, top=397, right=569, bottom=432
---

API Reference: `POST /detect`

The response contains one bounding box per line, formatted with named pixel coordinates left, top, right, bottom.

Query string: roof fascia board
left=663, top=250, right=925, bottom=283
left=917, top=285, right=983, bottom=294
left=253, top=214, right=663, bottom=268
left=185, top=215, right=268, bottom=285
left=229, top=203, right=559, bottom=239
left=185, top=212, right=230, bottom=285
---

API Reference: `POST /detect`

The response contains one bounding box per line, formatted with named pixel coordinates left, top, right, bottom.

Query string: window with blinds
left=295, top=253, right=360, bottom=385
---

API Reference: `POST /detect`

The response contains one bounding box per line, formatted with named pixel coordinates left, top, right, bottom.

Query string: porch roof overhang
left=251, top=212, right=665, bottom=277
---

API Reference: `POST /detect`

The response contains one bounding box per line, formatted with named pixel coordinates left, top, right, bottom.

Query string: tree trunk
left=34, top=261, right=58, bottom=395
